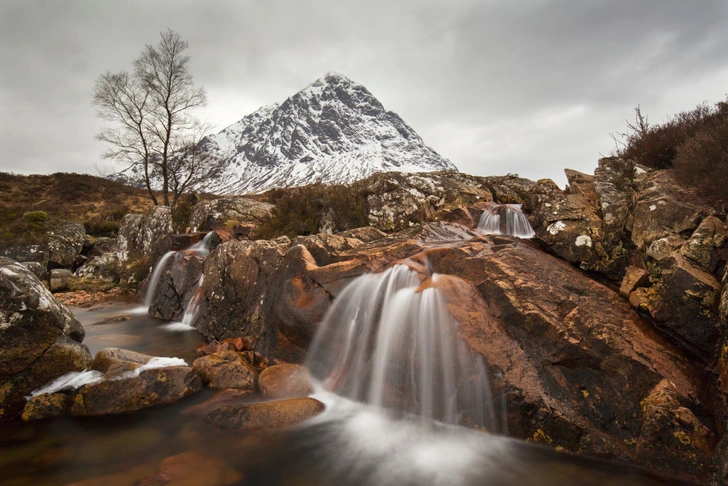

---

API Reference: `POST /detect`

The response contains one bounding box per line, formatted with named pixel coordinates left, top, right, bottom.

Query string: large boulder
left=194, top=237, right=292, bottom=351
left=189, top=197, right=275, bottom=234
left=423, top=237, right=712, bottom=481
left=0, top=257, right=91, bottom=419
left=192, top=351, right=258, bottom=390
left=205, top=397, right=325, bottom=430
left=148, top=249, right=207, bottom=321
left=44, top=219, right=86, bottom=268
left=117, top=206, right=172, bottom=261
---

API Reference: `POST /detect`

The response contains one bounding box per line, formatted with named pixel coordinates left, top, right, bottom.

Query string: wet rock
left=148, top=249, right=206, bottom=321
left=192, top=351, right=258, bottom=390
left=137, top=451, right=243, bottom=486
left=91, top=347, right=155, bottom=376
left=630, top=171, right=708, bottom=250
left=424, top=237, right=706, bottom=477
left=117, top=206, right=172, bottom=261
left=258, top=364, right=314, bottom=399
left=206, top=397, right=325, bottom=430
left=21, top=392, right=73, bottom=421
left=195, top=237, right=291, bottom=350
left=189, top=197, right=275, bottom=233
left=49, top=268, right=73, bottom=291
left=71, top=365, right=201, bottom=416
left=0, top=257, right=91, bottom=419
left=44, top=220, right=86, bottom=268
left=637, top=253, right=723, bottom=361
left=634, top=380, right=715, bottom=483
left=182, top=388, right=255, bottom=417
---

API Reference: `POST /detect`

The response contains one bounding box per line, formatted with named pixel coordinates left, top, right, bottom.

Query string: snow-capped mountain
left=199, top=73, right=457, bottom=194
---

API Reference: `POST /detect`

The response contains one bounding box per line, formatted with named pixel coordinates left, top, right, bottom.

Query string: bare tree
left=93, top=29, right=212, bottom=207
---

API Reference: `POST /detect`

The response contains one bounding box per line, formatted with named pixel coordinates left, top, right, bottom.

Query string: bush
left=673, top=115, right=728, bottom=203
left=257, top=183, right=368, bottom=239
left=614, top=101, right=728, bottom=169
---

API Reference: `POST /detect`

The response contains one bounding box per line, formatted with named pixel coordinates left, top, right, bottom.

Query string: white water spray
left=306, top=265, right=501, bottom=431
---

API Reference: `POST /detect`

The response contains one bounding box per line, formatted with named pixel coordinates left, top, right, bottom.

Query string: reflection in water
left=0, top=303, right=698, bottom=485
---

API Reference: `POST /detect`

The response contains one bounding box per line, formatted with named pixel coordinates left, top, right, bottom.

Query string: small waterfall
left=144, top=251, right=175, bottom=308
left=144, top=232, right=215, bottom=328
left=477, top=204, right=535, bottom=238
left=306, top=265, right=501, bottom=431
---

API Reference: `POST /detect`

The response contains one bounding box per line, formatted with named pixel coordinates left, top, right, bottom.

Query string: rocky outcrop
left=189, top=197, right=275, bottom=234
left=117, top=206, right=172, bottom=261
left=0, top=257, right=91, bottom=419
left=195, top=237, right=292, bottom=350
left=148, top=249, right=207, bottom=321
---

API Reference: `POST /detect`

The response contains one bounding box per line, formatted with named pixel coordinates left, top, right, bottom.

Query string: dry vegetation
left=614, top=97, right=728, bottom=205
left=0, top=172, right=155, bottom=247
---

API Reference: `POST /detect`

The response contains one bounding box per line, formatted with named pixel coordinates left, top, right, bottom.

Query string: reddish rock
left=258, top=364, right=314, bottom=399
left=192, top=351, right=258, bottom=390
left=205, top=397, right=325, bottom=430
left=620, top=265, right=648, bottom=298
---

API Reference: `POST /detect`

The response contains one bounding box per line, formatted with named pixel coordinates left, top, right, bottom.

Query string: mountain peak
left=199, top=74, right=457, bottom=194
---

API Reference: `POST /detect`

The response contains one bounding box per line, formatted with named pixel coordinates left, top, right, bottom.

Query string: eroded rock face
left=189, top=197, right=275, bottom=233
left=195, top=237, right=292, bottom=350
left=630, top=171, right=709, bottom=251
left=117, top=206, right=172, bottom=261
left=422, top=237, right=711, bottom=481
left=148, top=249, right=207, bottom=321
left=0, top=257, right=91, bottom=419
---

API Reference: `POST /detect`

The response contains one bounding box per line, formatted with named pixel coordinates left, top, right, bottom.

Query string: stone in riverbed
left=21, top=392, right=73, bottom=420
left=205, top=397, right=325, bottom=430
left=258, top=363, right=313, bottom=400
left=192, top=351, right=258, bottom=390
left=137, top=451, right=243, bottom=486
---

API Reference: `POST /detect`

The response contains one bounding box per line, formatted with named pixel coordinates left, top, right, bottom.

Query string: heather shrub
left=673, top=114, right=728, bottom=203
left=258, top=183, right=368, bottom=238
left=614, top=101, right=727, bottom=169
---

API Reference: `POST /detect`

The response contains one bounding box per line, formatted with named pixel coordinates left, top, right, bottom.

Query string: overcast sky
left=1, top=0, right=727, bottom=187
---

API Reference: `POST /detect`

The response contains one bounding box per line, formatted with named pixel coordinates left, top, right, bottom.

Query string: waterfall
left=306, top=265, right=501, bottom=431
left=144, top=232, right=214, bottom=329
left=477, top=204, right=535, bottom=238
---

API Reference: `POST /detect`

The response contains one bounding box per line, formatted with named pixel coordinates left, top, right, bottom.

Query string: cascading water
left=477, top=204, right=535, bottom=238
left=143, top=232, right=215, bottom=329
left=306, top=264, right=501, bottom=431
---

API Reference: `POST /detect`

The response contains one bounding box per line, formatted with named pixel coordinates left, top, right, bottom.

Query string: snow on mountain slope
left=199, top=73, right=457, bottom=194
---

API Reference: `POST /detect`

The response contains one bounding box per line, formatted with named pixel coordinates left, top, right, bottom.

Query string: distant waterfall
left=477, top=204, right=535, bottom=238
left=306, top=265, right=501, bottom=431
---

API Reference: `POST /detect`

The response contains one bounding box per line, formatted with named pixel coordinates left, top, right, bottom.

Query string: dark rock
left=20, top=261, right=47, bottom=281
left=74, top=252, right=119, bottom=281
left=136, top=451, right=243, bottom=486
left=205, top=397, right=325, bottom=429
left=0, top=257, right=90, bottom=419
left=679, top=215, right=727, bottom=274
left=195, top=237, right=291, bottom=350
left=593, top=157, right=635, bottom=249
left=148, top=249, right=206, bottom=321
left=258, top=364, right=313, bottom=399
left=192, top=351, right=258, bottom=390
left=634, top=380, right=715, bottom=483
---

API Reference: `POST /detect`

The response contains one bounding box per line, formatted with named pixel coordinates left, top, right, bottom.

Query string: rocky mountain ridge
left=199, top=73, right=456, bottom=194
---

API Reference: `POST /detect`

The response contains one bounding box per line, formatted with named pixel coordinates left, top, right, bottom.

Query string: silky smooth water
left=477, top=204, right=535, bottom=238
